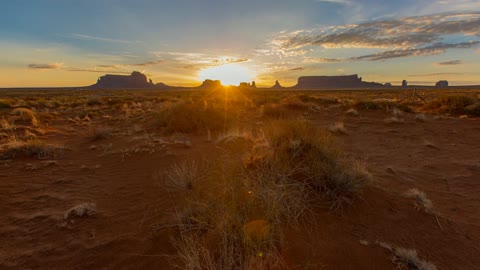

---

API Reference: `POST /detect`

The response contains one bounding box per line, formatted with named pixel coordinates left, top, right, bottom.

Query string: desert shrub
left=0, top=99, right=14, bottom=109
left=464, top=103, right=480, bottom=116
left=405, top=188, right=433, bottom=212
left=423, top=95, right=476, bottom=115
left=248, top=120, right=371, bottom=211
left=86, top=95, right=104, bottom=106
left=281, top=96, right=310, bottom=110
left=353, top=100, right=412, bottom=113
left=0, top=140, right=64, bottom=160
left=164, top=160, right=208, bottom=192
left=11, top=108, right=40, bottom=127
left=155, top=101, right=227, bottom=134
left=296, top=94, right=339, bottom=105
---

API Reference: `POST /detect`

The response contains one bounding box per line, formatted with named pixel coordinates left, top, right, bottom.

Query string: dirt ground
left=1, top=88, right=479, bottom=269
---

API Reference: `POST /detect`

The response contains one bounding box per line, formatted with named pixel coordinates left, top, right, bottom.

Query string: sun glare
left=199, top=64, right=254, bottom=86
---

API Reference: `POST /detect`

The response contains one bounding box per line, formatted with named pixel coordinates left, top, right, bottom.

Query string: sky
left=1, top=0, right=480, bottom=87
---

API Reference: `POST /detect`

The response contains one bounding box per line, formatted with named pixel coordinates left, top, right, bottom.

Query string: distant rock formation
left=198, top=79, right=224, bottom=90
left=91, top=71, right=154, bottom=88
left=384, top=83, right=392, bottom=87
left=435, top=80, right=448, bottom=87
left=271, top=80, right=283, bottom=89
left=402, top=80, right=408, bottom=88
left=294, top=74, right=382, bottom=89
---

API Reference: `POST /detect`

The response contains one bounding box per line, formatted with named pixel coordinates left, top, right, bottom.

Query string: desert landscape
left=2, top=1, right=480, bottom=269
left=1, top=87, right=479, bottom=269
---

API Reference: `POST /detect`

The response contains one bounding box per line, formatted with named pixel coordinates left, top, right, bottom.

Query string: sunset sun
left=199, top=64, right=255, bottom=86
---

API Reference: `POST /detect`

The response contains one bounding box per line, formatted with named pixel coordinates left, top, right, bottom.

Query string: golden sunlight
left=199, top=64, right=255, bottom=86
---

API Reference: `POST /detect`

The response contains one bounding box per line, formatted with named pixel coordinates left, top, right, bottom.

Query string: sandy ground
left=1, top=89, right=479, bottom=269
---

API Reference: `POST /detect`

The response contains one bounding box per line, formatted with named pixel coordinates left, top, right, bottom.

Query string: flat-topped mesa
left=294, top=74, right=382, bottom=89
left=91, top=71, right=154, bottom=88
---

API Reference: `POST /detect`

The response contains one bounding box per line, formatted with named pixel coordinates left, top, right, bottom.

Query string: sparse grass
left=164, top=160, right=208, bottom=192
left=377, top=241, right=437, bottom=270
left=0, top=140, right=65, bottom=160
left=353, top=100, right=412, bottom=113
left=423, top=95, right=478, bottom=116
left=64, top=202, right=96, bottom=219
left=155, top=101, right=227, bottom=134
left=405, top=188, right=433, bottom=212
left=11, top=108, right=40, bottom=127
left=262, top=104, right=293, bottom=119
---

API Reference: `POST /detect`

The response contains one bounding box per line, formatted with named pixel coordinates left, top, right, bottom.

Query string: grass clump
left=0, top=99, right=14, bottom=109
left=248, top=120, right=371, bottom=211
left=164, top=160, right=208, bottom=192
left=0, top=140, right=65, bottom=160
left=155, top=101, right=227, bottom=134
left=353, top=100, right=412, bottom=113
left=262, top=104, right=293, bottom=119
left=11, top=108, right=40, bottom=127
left=423, top=95, right=478, bottom=116
left=405, top=188, right=433, bottom=212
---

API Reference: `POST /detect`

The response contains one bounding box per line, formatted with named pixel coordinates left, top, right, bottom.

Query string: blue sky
left=1, top=0, right=479, bottom=87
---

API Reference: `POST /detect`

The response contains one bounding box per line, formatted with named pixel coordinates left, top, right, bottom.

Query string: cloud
left=66, top=68, right=132, bottom=74
left=28, top=63, right=63, bottom=69
left=436, top=60, right=463, bottom=65
left=290, top=67, right=305, bottom=71
left=350, top=41, right=480, bottom=61
left=304, top=58, right=343, bottom=63
left=408, top=72, right=464, bottom=77
left=131, top=60, right=164, bottom=67
left=315, top=0, right=352, bottom=5
left=71, top=33, right=139, bottom=44
left=267, top=12, right=480, bottom=61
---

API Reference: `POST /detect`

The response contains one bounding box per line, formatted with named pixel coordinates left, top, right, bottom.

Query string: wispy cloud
left=315, top=0, right=352, bottom=5
left=351, top=41, right=480, bottom=61
left=66, top=68, right=132, bottom=74
left=266, top=12, right=480, bottom=61
left=437, top=60, right=463, bottom=65
left=28, top=63, right=64, bottom=69
left=408, top=72, right=464, bottom=77
left=71, top=33, right=139, bottom=44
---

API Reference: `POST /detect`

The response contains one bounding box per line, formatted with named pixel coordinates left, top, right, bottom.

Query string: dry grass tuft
left=384, top=117, right=404, bottom=124
left=376, top=241, right=437, bottom=270
left=0, top=140, right=65, bottom=160
left=346, top=108, right=359, bottom=116
left=423, top=95, right=478, bottom=116
left=249, top=120, right=371, bottom=211
left=164, top=160, right=208, bottom=192
left=11, top=108, right=40, bottom=127
left=64, top=202, right=96, bottom=219
left=262, top=104, right=293, bottom=119
left=405, top=188, right=433, bottom=212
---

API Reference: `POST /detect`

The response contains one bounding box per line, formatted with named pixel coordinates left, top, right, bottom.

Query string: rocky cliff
left=91, top=71, right=154, bottom=88
left=294, top=74, right=382, bottom=89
